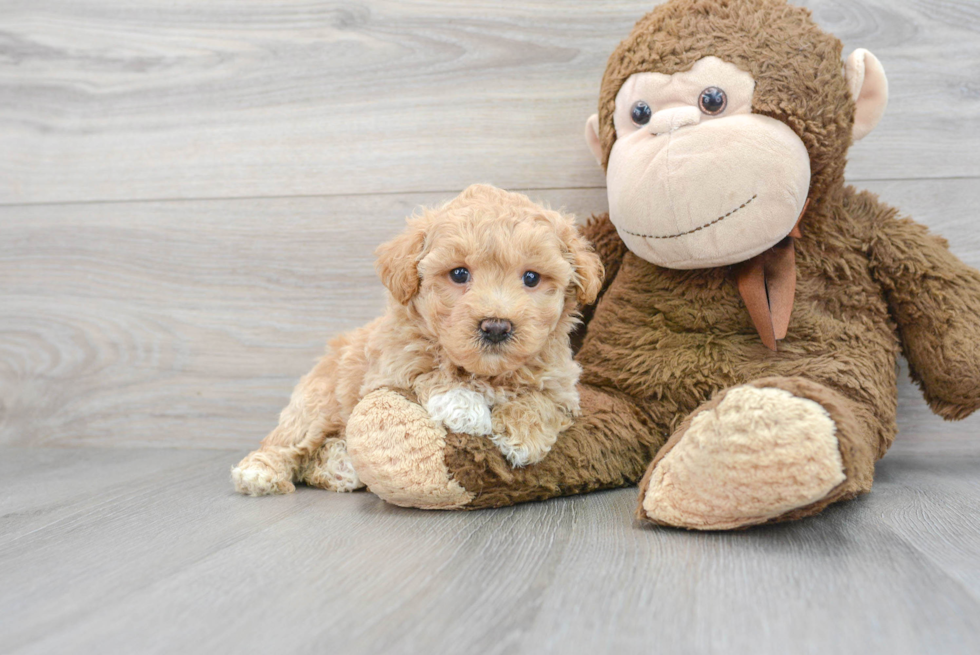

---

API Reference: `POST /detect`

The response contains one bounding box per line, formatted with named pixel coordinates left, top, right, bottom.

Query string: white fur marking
left=426, top=389, right=493, bottom=436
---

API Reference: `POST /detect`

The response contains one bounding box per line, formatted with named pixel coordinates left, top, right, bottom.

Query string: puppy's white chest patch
left=425, top=389, right=493, bottom=436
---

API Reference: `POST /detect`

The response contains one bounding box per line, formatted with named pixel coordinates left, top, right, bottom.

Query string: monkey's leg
left=636, top=377, right=877, bottom=530
left=345, top=384, right=662, bottom=510
left=232, top=355, right=344, bottom=496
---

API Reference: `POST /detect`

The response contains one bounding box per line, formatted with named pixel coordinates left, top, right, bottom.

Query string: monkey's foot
left=638, top=384, right=846, bottom=530
left=346, top=388, right=474, bottom=509
left=232, top=450, right=296, bottom=496
left=301, top=438, right=365, bottom=492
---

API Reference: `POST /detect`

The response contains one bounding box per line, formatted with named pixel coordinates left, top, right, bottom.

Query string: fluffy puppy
left=232, top=184, right=604, bottom=496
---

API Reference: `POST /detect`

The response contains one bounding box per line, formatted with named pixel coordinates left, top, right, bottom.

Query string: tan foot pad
left=346, top=389, right=474, bottom=510
left=642, top=386, right=845, bottom=530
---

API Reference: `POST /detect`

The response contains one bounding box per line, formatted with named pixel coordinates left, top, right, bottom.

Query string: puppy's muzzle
left=479, top=318, right=513, bottom=345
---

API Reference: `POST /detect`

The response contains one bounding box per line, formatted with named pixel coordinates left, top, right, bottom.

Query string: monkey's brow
left=620, top=195, right=758, bottom=240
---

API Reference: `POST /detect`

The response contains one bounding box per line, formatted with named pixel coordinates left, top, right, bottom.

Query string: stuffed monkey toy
left=338, top=0, right=980, bottom=529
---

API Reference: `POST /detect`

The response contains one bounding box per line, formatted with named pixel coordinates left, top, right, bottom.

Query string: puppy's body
left=233, top=185, right=602, bottom=496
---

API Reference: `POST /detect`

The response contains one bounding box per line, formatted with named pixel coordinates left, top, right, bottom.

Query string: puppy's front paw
left=489, top=396, right=570, bottom=468
left=489, top=433, right=553, bottom=468
left=425, top=389, right=492, bottom=436
left=231, top=454, right=295, bottom=496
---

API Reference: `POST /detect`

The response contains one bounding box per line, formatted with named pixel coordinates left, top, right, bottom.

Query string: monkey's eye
left=449, top=267, right=469, bottom=284
left=630, top=101, right=652, bottom=126
left=522, top=271, right=541, bottom=288
left=698, top=87, right=727, bottom=115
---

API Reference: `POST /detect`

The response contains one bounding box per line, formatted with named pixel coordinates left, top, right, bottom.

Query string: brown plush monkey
left=338, top=0, right=980, bottom=529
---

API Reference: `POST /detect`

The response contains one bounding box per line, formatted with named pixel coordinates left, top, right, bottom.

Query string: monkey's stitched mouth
left=621, top=194, right=758, bottom=240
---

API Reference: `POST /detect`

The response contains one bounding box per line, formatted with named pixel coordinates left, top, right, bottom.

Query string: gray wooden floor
left=2, top=1, right=980, bottom=653
left=2, top=441, right=980, bottom=655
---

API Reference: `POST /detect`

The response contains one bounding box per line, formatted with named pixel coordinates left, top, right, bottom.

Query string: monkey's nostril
left=479, top=318, right=513, bottom=344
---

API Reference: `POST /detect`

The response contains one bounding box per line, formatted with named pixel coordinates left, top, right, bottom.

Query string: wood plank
left=0, top=447, right=324, bottom=653
left=2, top=443, right=979, bottom=654
left=1, top=0, right=978, bottom=204
left=0, top=447, right=216, bottom=546
left=2, top=180, right=979, bottom=449
left=872, top=442, right=980, bottom=597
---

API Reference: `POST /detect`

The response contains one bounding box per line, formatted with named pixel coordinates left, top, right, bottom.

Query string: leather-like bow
left=734, top=199, right=809, bottom=351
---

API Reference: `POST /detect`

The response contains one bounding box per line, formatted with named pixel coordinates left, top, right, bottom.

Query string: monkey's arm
left=868, top=210, right=980, bottom=420
left=346, top=383, right=664, bottom=509
left=572, top=214, right=628, bottom=350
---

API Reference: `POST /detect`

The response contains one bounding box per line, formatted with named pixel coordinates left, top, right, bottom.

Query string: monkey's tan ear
left=584, top=114, right=603, bottom=165
left=845, top=49, right=888, bottom=141
left=375, top=217, right=427, bottom=305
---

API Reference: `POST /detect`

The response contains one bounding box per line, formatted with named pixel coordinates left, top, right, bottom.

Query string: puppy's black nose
left=480, top=318, right=513, bottom=344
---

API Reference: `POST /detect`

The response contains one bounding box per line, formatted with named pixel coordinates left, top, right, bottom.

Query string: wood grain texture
left=1, top=0, right=978, bottom=204
left=2, top=180, right=979, bottom=449
left=1, top=443, right=979, bottom=654
left=2, top=3, right=979, bottom=653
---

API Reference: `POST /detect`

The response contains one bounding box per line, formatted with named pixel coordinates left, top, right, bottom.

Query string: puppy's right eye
left=522, top=271, right=541, bottom=288
left=449, top=267, right=469, bottom=284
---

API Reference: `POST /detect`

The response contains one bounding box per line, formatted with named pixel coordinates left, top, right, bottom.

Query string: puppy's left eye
left=449, top=267, right=470, bottom=284
left=522, top=271, right=541, bottom=288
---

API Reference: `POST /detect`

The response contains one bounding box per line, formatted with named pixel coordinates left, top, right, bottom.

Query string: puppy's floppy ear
left=562, top=220, right=604, bottom=306
left=375, top=215, right=428, bottom=305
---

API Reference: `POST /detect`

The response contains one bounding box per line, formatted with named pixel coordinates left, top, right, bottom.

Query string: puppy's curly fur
left=232, top=184, right=603, bottom=496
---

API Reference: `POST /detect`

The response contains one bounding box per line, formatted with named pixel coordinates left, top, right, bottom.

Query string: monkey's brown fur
left=342, top=0, right=980, bottom=526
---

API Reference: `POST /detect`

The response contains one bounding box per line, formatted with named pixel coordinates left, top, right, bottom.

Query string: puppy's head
left=376, top=184, right=603, bottom=377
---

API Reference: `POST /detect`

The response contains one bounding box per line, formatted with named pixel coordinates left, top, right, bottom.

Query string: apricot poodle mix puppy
left=232, top=184, right=604, bottom=496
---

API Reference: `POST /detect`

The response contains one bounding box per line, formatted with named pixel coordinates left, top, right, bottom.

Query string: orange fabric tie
left=734, top=199, right=809, bottom=351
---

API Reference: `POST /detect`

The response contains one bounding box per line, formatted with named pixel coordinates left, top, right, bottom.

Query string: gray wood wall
left=2, top=0, right=979, bottom=449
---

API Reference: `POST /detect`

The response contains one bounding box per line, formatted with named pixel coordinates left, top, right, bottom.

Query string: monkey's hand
left=869, top=208, right=980, bottom=420
left=490, top=393, right=575, bottom=468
